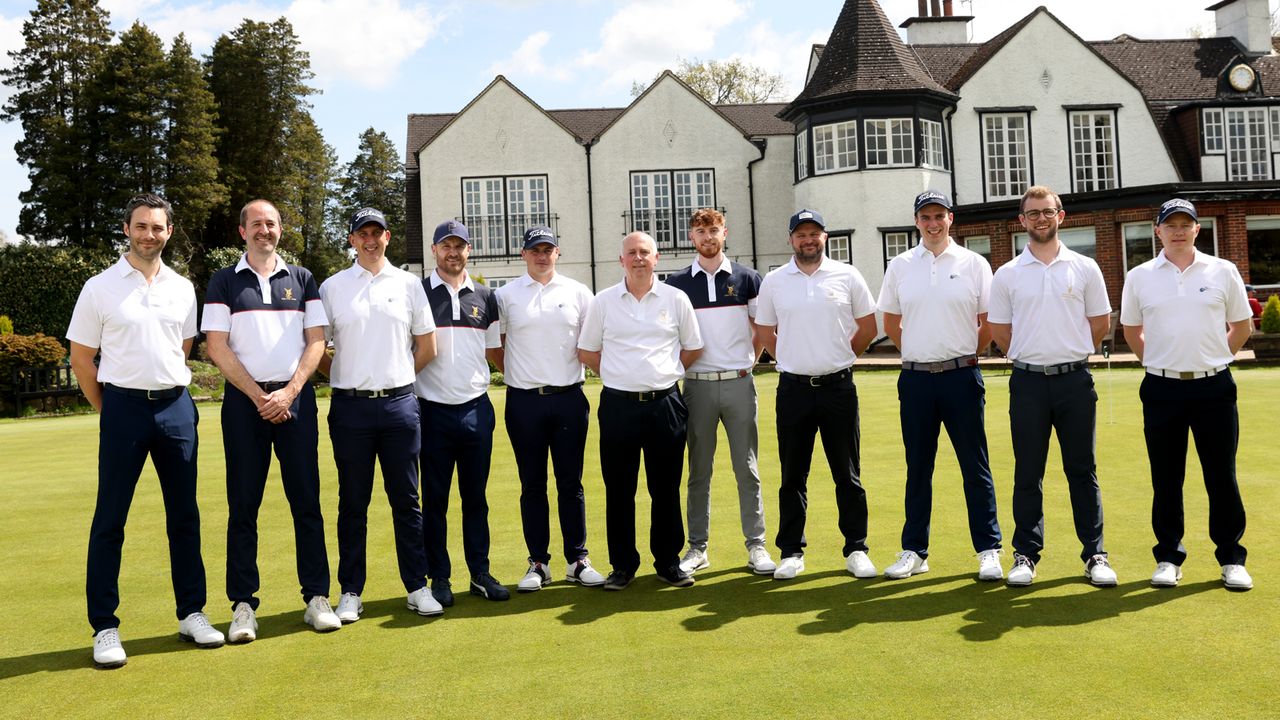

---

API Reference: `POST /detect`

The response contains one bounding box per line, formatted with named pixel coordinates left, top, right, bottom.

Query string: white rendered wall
left=750, top=134, right=802, bottom=273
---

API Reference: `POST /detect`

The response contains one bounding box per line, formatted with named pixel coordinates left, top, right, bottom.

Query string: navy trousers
left=597, top=387, right=687, bottom=575
left=421, top=395, right=496, bottom=580
left=775, top=373, right=868, bottom=559
left=897, top=366, right=1001, bottom=557
left=1008, top=367, right=1105, bottom=564
left=87, top=387, right=205, bottom=633
left=223, top=382, right=329, bottom=610
left=329, top=393, right=428, bottom=595
left=505, top=386, right=590, bottom=565
left=1141, top=370, right=1247, bottom=566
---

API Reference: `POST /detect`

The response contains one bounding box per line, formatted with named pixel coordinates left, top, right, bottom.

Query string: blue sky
left=0, top=0, right=1267, bottom=243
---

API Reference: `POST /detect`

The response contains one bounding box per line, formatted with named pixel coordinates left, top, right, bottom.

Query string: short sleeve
left=675, top=292, right=704, bottom=350
left=1083, top=259, right=1112, bottom=317
left=848, top=267, right=876, bottom=318
left=66, top=283, right=102, bottom=348
left=409, top=278, right=436, bottom=336
left=975, top=256, right=993, bottom=315
left=577, top=294, right=605, bottom=352
left=754, top=276, right=778, bottom=326
left=1119, top=270, right=1142, bottom=327
left=987, top=265, right=1014, bottom=324
left=876, top=258, right=902, bottom=315
left=1224, top=264, right=1252, bottom=323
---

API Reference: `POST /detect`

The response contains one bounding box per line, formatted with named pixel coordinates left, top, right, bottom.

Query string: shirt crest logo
left=725, top=284, right=737, bottom=297
left=470, top=305, right=481, bottom=319
left=283, top=287, right=294, bottom=301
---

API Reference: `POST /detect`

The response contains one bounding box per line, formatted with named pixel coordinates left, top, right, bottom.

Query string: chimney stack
left=1209, top=0, right=1273, bottom=55
left=902, top=0, right=973, bottom=45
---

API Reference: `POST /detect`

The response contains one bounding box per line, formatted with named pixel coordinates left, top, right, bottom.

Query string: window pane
left=1204, top=109, right=1224, bottom=153
left=963, top=236, right=991, bottom=263
left=1013, top=227, right=1097, bottom=259
left=1248, top=217, right=1280, bottom=285
left=984, top=114, right=1028, bottom=199
left=1196, top=218, right=1216, bottom=256
left=827, top=235, right=850, bottom=263
left=1124, top=222, right=1154, bottom=271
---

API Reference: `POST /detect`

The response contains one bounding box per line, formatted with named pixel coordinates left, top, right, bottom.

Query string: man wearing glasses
left=988, top=186, right=1116, bottom=588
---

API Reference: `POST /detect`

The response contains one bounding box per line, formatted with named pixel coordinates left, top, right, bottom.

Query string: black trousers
left=1141, top=370, right=1246, bottom=566
left=223, top=382, right=329, bottom=610
left=1008, top=367, right=1105, bottom=564
left=506, top=386, right=590, bottom=565
left=774, top=373, right=868, bottom=559
left=597, top=387, right=687, bottom=575
left=420, top=395, right=496, bottom=580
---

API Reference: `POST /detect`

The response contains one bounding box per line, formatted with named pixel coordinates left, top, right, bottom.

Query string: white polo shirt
left=988, top=244, right=1111, bottom=365
left=319, top=261, right=434, bottom=391
left=496, top=272, right=592, bottom=389
left=66, top=257, right=197, bottom=390
left=1120, top=249, right=1251, bottom=371
left=664, top=258, right=761, bottom=373
left=755, top=256, right=876, bottom=375
left=577, top=277, right=703, bottom=392
left=414, top=271, right=500, bottom=405
left=878, top=240, right=991, bottom=363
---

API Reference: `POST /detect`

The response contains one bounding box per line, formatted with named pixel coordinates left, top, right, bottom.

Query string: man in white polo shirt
left=755, top=209, right=878, bottom=581
left=665, top=208, right=775, bottom=577
left=1121, top=198, right=1253, bottom=591
left=202, top=199, right=340, bottom=642
left=319, top=207, right=441, bottom=622
left=578, top=231, right=704, bottom=590
left=988, top=185, right=1116, bottom=588
left=67, top=192, right=224, bottom=669
left=416, top=219, right=507, bottom=605
left=496, top=226, right=605, bottom=593
left=879, top=191, right=1004, bottom=582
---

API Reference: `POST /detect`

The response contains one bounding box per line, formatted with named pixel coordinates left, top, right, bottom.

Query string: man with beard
left=416, top=220, right=507, bottom=605
left=988, top=186, right=1116, bottom=588
left=878, top=191, right=1003, bottom=582
left=665, top=209, right=775, bottom=577
left=202, top=199, right=340, bottom=642
left=577, top=231, right=704, bottom=590
left=1121, top=198, right=1254, bottom=591
left=68, top=192, right=225, bottom=668
left=319, top=207, right=440, bottom=621
left=754, top=210, right=878, bottom=581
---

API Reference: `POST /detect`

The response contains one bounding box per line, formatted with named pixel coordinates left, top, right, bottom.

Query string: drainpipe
left=747, top=138, right=767, bottom=269
left=584, top=138, right=598, bottom=291
left=945, top=107, right=958, bottom=204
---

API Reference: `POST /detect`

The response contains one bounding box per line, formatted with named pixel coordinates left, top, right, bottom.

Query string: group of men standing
left=68, top=185, right=1254, bottom=670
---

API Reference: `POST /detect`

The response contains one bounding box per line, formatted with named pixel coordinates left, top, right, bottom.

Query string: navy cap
left=914, top=190, right=952, bottom=214
left=349, top=207, right=387, bottom=234
left=788, top=209, right=825, bottom=233
left=1157, top=198, right=1198, bottom=224
left=522, top=226, right=558, bottom=249
left=432, top=219, right=470, bottom=245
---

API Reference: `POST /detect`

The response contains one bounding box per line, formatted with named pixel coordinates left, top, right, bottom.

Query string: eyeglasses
left=1021, top=208, right=1060, bottom=221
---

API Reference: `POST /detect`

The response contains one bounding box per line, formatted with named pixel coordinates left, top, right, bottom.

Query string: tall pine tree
left=281, top=113, right=340, bottom=277
left=0, top=0, right=113, bottom=246
left=338, top=128, right=406, bottom=264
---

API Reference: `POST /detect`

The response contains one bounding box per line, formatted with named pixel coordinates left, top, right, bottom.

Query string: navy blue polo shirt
left=413, top=270, right=501, bottom=404
left=201, top=253, right=327, bottom=382
left=666, top=257, right=761, bottom=372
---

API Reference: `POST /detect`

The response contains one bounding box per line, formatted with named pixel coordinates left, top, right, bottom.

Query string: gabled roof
left=941, top=8, right=1039, bottom=91
left=783, top=0, right=956, bottom=118
left=1090, top=36, right=1243, bottom=102
left=591, top=70, right=755, bottom=141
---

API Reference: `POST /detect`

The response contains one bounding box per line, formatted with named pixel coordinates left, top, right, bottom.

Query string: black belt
left=258, top=381, right=290, bottom=392
left=103, top=383, right=183, bottom=400
left=331, top=384, right=413, bottom=399
left=780, top=368, right=852, bottom=387
left=902, top=355, right=979, bottom=373
left=1012, top=360, right=1087, bottom=375
left=509, top=382, right=583, bottom=396
left=603, top=385, right=676, bottom=402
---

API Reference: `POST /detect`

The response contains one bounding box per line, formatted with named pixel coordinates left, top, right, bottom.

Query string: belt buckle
left=639, top=390, right=656, bottom=401
left=807, top=375, right=821, bottom=387
left=146, top=389, right=162, bottom=400
left=1179, top=371, right=1195, bottom=380
left=369, top=388, right=389, bottom=398
left=929, top=362, right=944, bottom=374
left=537, top=386, right=552, bottom=396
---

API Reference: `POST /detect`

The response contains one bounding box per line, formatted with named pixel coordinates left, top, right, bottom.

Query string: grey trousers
left=683, top=374, right=767, bottom=551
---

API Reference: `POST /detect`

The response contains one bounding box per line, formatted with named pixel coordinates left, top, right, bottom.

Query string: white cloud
left=734, top=20, right=829, bottom=100
left=576, top=0, right=747, bottom=92
left=0, top=13, right=26, bottom=72
left=488, top=30, right=572, bottom=82
left=287, top=0, right=440, bottom=89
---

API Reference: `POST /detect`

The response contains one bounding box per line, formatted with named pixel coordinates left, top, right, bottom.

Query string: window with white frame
left=1247, top=216, right=1280, bottom=286
left=1270, top=108, right=1280, bottom=148
left=1129, top=217, right=1220, bottom=271
left=1203, top=108, right=1224, bottom=153
left=1196, top=218, right=1218, bottom=256
left=813, top=121, right=857, bottom=173
left=1070, top=111, right=1116, bottom=192
left=482, top=277, right=511, bottom=289
left=962, top=235, right=991, bottom=264
left=882, top=230, right=916, bottom=267
left=983, top=113, right=1030, bottom=200
left=827, top=234, right=851, bottom=263
left=865, top=118, right=914, bottom=167
left=795, top=131, right=809, bottom=180
left=629, top=169, right=715, bottom=249
left=1013, top=226, right=1097, bottom=259
left=462, top=175, right=549, bottom=256
left=922, top=119, right=946, bottom=169
left=1226, top=108, right=1269, bottom=181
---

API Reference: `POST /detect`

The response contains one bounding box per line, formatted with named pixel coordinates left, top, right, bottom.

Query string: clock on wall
left=1228, top=63, right=1256, bottom=92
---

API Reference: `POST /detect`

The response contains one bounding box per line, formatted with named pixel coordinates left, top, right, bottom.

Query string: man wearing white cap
left=1121, top=198, right=1253, bottom=591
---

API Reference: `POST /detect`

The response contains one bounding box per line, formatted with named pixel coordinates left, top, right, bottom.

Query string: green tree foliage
left=0, top=243, right=116, bottom=339
left=0, top=316, right=13, bottom=335
left=631, top=57, right=787, bottom=104
left=1262, top=295, right=1280, bottom=334
left=337, top=128, right=406, bottom=265
left=0, top=0, right=113, bottom=246
left=204, top=245, right=298, bottom=274
left=281, top=113, right=340, bottom=277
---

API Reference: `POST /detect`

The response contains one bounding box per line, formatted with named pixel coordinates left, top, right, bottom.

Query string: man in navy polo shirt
left=417, top=220, right=507, bottom=605
left=68, top=192, right=224, bottom=668
left=203, top=199, right=340, bottom=641
left=666, top=208, right=775, bottom=577
left=319, top=207, right=442, bottom=621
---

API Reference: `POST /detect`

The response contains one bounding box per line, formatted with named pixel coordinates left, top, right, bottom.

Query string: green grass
left=1, top=368, right=1277, bottom=718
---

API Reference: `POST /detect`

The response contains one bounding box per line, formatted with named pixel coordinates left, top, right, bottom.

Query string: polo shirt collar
left=234, top=252, right=287, bottom=277
left=429, top=268, right=475, bottom=292
left=1016, top=241, right=1079, bottom=267
left=781, top=255, right=843, bottom=275
left=617, top=275, right=658, bottom=298
left=1153, top=248, right=1206, bottom=271
left=691, top=256, right=731, bottom=278
left=517, top=271, right=562, bottom=288
left=114, top=255, right=174, bottom=280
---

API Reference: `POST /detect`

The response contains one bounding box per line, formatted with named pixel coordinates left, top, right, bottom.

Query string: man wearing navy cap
left=203, top=199, right=339, bottom=642
left=417, top=219, right=507, bottom=605
left=319, top=207, right=441, bottom=622
left=496, top=227, right=604, bottom=593
left=879, top=191, right=1004, bottom=582
left=1121, top=198, right=1254, bottom=591
left=755, top=209, right=878, bottom=581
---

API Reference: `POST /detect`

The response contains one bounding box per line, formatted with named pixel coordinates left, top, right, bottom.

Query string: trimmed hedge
left=0, top=244, right=117, bottom=341
left=1262, top=295, right=1280, bottom=334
